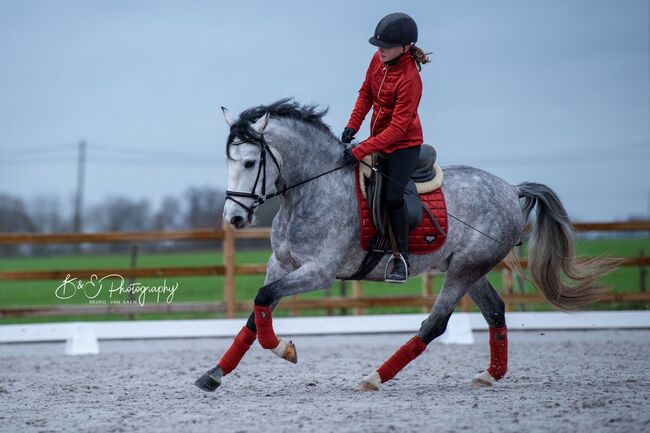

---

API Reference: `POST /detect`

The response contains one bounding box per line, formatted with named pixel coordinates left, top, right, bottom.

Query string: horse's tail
left=515, top=182, right=622, bottom=310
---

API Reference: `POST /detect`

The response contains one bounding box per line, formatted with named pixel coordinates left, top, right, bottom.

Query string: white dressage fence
left=1, top=311, right=649, bottom=355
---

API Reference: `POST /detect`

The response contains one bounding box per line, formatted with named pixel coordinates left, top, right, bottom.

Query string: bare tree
left=28, top=195, right=69, bottom=233
left=0, top=193, right=36, bottom=232
left=89, top=196, right=152, bottom=232
left=182, top=186, right=225, bottom=229
left=0, top=193, right=36, bottom=256
left=152, top=195, right=183, bottom=230
left=26, top=195, right=72, bottom=256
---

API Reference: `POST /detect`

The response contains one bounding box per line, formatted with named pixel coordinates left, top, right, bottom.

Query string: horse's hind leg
left=467, top=276, right=508, bottom=386
left=356, top=274, right=469, bottom=391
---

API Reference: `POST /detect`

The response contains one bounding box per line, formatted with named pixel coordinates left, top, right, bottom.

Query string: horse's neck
left=273, top=137, right=339, bottom=190
left=265, top=120, right=354, bottom=211
left=273, top=138, right=352, bottom=208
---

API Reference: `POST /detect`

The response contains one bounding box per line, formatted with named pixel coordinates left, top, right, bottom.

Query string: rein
left=225, top=134, right=347, bottom=220
left=226, top=136, right=514, bottom=248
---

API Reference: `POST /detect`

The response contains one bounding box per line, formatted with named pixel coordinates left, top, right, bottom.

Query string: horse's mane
left=226, top=97, right=337, bottom=159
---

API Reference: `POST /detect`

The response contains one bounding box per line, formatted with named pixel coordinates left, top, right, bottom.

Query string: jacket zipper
left=371, top=65, right=389, bottom=136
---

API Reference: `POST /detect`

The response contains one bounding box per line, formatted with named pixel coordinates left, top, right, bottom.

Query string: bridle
left=225, top=133, right=350, bottom=221
left=225, top=134, right=283, bottom=221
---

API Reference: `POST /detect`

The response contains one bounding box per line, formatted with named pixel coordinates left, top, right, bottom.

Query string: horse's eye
left=244, top=160, right=255, bottom=169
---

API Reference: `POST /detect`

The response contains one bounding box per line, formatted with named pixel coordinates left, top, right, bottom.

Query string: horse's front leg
left=194, top=253, right=290, bottom=392
left=252, top=261, right=337, bottom=358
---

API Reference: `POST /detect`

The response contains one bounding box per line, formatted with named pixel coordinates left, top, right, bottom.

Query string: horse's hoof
left=472, top=370, right=495, bottom=387
left=271, top=338, right=298, bottom=364
left=194, top=366, right=222, bottom=392
left=282, top=340, right=298, bottom=364
left=355, top=371, right=381, bottom=392
left=356, top=380, right=380, bottom=392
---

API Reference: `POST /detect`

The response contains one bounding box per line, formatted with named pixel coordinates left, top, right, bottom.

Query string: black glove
left=342, top=147, right=357, bottom=166
left=341, top=127, right=357, bottom=144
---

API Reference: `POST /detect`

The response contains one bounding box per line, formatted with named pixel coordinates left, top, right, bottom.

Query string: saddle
left=345, top=144, right=449, bottom=281
left=360, top=144, right=444, bottom=237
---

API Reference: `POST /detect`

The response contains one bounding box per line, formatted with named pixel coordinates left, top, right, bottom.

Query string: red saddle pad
left=355, top=164, right=448, bottom=254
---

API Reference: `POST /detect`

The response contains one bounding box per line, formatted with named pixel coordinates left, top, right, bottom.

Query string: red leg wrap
left=487, top=326, right=508, bottom=380
left=377, top=335, right=427, bottom=383
left=254, top=305, right=280, bottom=349
left=217, top=325, right=257, bottom=375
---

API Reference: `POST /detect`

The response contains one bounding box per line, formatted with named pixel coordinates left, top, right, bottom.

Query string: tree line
left=0, top=187, right=281, bottom=256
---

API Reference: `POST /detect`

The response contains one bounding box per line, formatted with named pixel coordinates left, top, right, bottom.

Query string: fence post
left=516, top=244, right=526, bottom=311
left=640, top=249, right=646, bottom=292
left=324, top=283, right=333, bottom=316
left=460, top=294, right=471, bottom=312
left=127, top=244, right=139, bottom=320
left=339, top=280, right=348, bottom=315
left=290, top=294, right=300, bottom=316
left=352, top=281, right=364, bottom=315
left=502, top=268, right=514, bottom=311
left=223, top=221, right=236, bottom=318
left=421, top=271, right=433, bottom=313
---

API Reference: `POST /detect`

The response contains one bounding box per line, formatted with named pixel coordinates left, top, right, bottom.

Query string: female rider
left=342, top=12, right=431, bottom=283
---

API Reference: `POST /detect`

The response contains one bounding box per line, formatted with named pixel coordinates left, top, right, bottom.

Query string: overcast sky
left=1, top=0, right=648, bottom=221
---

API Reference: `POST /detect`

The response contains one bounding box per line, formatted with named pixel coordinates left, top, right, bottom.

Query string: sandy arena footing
left=1, top=330, right=649, bottom=433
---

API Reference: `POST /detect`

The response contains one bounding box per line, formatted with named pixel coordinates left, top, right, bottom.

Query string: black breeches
left=382, top=145, right=421, bottom=209
left=382, top=145, right=421, bottom=253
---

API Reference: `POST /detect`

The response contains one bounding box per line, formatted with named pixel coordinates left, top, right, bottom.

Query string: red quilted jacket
left=346, top=50, right=423, bottom=161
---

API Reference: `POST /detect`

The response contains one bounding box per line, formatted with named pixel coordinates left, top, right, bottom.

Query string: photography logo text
left=55, top=274, right=179, bottom=306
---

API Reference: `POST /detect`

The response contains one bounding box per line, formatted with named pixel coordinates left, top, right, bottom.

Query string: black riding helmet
left=369, top=12, right=418, bottom=48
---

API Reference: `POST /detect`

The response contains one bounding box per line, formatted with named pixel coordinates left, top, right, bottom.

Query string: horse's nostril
left=230, top=216, right=244, bottom=226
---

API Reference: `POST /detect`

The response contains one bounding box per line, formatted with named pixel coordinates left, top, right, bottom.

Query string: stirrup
left=384, top=253, right=409, bottom=283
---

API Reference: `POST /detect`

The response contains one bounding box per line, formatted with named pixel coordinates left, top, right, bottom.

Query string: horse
left=195, top=98, right=618, bottom=392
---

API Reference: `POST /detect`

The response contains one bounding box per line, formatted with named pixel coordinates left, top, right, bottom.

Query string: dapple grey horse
left=195, top=98, right=618, bottom=392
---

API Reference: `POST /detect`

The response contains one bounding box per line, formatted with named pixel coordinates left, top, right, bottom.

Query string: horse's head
left=222, top=107, right=282, bottom=229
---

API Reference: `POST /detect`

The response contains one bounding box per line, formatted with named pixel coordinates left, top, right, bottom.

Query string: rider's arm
left=345, top=54, right=376, bottom=132
left=351, top=74, right=422, bottom=160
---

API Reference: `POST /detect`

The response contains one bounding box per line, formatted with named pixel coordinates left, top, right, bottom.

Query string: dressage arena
left=1, top=323, right=649, bottom=433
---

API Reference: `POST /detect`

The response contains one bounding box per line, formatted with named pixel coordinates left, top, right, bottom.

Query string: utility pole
left=73, top=139, right=86, bottom=233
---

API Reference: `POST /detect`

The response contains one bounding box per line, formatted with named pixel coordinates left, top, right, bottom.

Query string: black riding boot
left=385, top=201, right=410, bottom=283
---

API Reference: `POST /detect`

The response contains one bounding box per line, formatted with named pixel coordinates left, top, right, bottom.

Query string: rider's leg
left=468, top=277, right=508, bottom=385
left=383, top=145, right=421, bottom=282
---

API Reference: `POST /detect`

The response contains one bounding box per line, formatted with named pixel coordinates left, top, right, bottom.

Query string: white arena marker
left=438, top=313, right=474, bottom=345
left=64, top=323, right=99, bottom=355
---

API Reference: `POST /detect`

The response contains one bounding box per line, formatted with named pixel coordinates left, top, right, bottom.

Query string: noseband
left=225, top=134, right=283, bottom=221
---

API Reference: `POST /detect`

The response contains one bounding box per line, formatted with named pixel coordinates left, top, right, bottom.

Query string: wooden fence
left=0, top=221, right=648, bottom=319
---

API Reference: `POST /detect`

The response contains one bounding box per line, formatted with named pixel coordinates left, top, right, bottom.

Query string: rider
left=342, top=12, right=431, bottom=283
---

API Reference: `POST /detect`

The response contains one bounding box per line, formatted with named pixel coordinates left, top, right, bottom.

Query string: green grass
left=0, top=236, right=648, bottom=324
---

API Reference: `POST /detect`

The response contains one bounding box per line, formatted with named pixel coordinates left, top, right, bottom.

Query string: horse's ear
left=251, top=112, right=270, bottom=134
left=221, top=106, right=236, bottom=127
